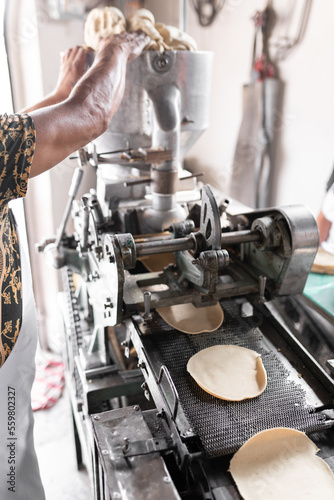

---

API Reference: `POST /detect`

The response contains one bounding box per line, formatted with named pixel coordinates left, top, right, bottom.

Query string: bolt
left=163, top=476, right=171, bottom=483
left=122, top=437, right=130, bottom=453
left=102, top=450, right=108, bottom=455
left=153, top=54, right=171, bottom=73
left=93, top=415, right=100, bottom=420
left=133, top=405, right=140, bottom=411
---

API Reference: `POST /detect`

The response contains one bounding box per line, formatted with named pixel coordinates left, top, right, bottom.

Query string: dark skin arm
left=317, top=211, right=332, bottom=244
left=21, top=46, right=90, bottom=113
left=27, top=31, right=149, bottom=178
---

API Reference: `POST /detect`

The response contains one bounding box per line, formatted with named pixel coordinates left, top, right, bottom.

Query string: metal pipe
left=180, top=0, right=188, bottom=32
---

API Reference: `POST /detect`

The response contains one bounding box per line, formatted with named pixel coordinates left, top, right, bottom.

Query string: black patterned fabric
left=0, top=114, right=35, bottom=367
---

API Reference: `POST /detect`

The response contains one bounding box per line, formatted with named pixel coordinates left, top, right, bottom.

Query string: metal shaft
left=135, top=229, right=261, bottom=257
left=221, top=229, right=261, bottom=245
left=136, top=236, right=196, bottom=256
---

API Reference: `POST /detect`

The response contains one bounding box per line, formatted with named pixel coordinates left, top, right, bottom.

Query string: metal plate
left=91, top=406, right=180, bottom=500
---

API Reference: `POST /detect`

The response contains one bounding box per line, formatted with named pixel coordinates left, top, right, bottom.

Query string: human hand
left=54, top=46, right=92, bottom=101
left=96, top=31, right=150, bottom=63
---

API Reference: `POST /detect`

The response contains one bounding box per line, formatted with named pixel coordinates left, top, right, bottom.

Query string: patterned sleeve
left=0, top=114, right=36, bottom=207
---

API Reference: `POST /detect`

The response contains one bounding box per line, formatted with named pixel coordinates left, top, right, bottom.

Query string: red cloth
left=31, top=358, right=65, bottom=411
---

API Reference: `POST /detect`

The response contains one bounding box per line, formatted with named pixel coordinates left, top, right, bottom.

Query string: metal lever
left=143, top=291, right=152, bottom=321
left=326, top=359, right=334, bottom=377
left=157, top=365, right=179, bottom=421
left=258, top=275, right=267, bottom=303
left=80, top=205, right=90, bottom=251
left=55, top=148, right=87, bottom=248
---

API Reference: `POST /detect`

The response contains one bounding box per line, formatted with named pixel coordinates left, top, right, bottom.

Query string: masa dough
left=84, top=6, right=126, bottom=51
left=187, top=345, right=267, bottom=400
left=126, top=9, right=164, bottom=50
left=84, top=7, right=197, bottom=52
left=155, top=23, right=197, bottom=51
left=157, top=302, right=224, bottom=334
left=229, top=427, right=334, bottom=500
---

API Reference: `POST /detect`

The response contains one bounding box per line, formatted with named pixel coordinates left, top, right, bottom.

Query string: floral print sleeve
left=0, top=114, right=36, bottom=367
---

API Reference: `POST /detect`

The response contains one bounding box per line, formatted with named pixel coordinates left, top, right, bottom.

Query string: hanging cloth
left=0, top=210, right=45, bottom=500
left=229, top=8, right=283, bottom=208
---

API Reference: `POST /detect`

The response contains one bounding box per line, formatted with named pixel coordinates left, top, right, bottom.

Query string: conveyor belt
left=141, top=300, right=329, bottom=457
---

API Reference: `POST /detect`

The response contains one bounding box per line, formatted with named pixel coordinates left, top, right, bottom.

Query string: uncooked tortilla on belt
left=157, top=302, right=224, bottom=334
left=187, top=345, right=267, bottom=400
left=229, top=427, right=334, bottom=500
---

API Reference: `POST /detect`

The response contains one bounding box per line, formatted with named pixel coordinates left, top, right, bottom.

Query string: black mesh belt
left=141, top=301, right=327, bottom=457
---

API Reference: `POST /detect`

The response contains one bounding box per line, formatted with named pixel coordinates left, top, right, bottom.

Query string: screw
left=93, top=415, right=100, bottom=420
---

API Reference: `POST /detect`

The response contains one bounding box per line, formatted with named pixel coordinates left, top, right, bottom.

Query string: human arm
left=28, top=31, right=148, bottom=177
left=317, top=211, right=332, bottom=244
left=317, top=184, right=334, bottom=245
left=21, top=46, right=89, bottom=113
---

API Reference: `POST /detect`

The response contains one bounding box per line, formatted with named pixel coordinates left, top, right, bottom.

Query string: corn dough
left=229, top=427, right=334, bottom=500
left=157, top=302, right=224, bottom=334
left=187, top=345, right=267, bottom=400
left=84, top=7, right=197, bottom=52
left=126, top=9, right=163, bottom=50
left=84, top=6, right=126, bottom=51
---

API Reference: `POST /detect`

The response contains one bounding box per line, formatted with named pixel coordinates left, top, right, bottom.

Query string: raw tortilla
left=140, top=253, right=224, bottom=334
left=139, top=252, right=175, bottom=272
left=187, top=345, right=267, bottom=400
left=311, top=247, right=334, bottom=274
left=157, top=302, right=224, bottom=334
left=229, top=427, right=334, bottom=500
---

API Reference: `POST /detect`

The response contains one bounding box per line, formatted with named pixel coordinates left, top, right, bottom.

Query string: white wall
left=184, top=0, right=334, bottom=216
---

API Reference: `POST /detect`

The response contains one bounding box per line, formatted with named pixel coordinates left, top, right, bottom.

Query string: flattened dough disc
left=139, top=252, right=175, bottom=272
left=157, top=302, right=224, bottom=334
left=187, top=345, right=267, bottom=400
left=229, top=427, right=334, bottom=500
left=311, top=247, right=334, bottom=274
left=141, top=254, right=224, bottom=334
